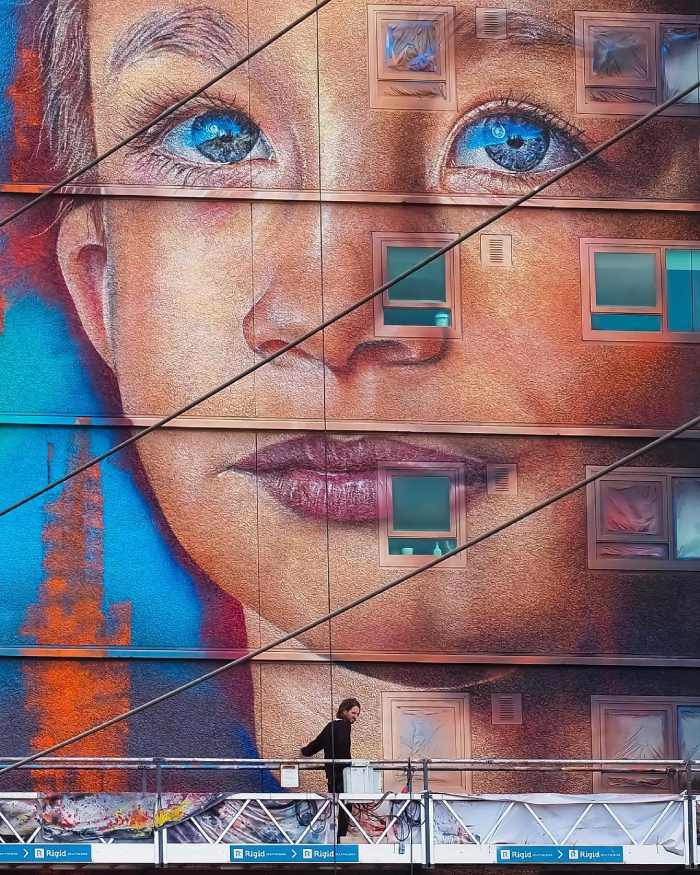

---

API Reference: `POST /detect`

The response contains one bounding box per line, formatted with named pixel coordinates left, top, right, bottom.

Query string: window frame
left=377, top=460, right=467, bottom=567
left=367, top=4, right=457, bottom=111
left=574, top=12, right=699, bottom=117
left=372, top=231, right=462, bottom=339
left=580, top=238, right=700, bottom=343
left=586, top=465, right=700, bottom=571
left=591, top=696, right=700, bottom=793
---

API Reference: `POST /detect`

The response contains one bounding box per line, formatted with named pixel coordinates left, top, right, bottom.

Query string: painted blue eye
left=447, top=108, right=584, bottom=175
left=162, top=109, right=274, bottom=165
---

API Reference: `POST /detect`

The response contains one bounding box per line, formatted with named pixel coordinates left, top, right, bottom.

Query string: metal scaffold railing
left=0, top=757, right=697, bottom=867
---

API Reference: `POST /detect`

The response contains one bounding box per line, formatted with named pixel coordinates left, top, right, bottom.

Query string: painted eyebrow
left=109, top=7, right=249, bottom=75
left=507, top=13, right=575, bottom=48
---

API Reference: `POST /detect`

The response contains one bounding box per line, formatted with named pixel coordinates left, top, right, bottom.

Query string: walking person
left=301, top=699, right=361, bottom=840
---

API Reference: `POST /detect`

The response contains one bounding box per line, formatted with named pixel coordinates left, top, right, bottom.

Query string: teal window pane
left=391, top=474, right=452, bottom=532
left=386, top=246, right=447, bottom=302
left=693, top=251, right=700, bottom=331
left=388, top=537, right=457, bottom=556
left=666, top=249, right=693, bottom=332
left=594, top=251, right=657, bottom=308
left=384, top=307, right=451, bottom=326
left=590, top=313, right=662, bottom=332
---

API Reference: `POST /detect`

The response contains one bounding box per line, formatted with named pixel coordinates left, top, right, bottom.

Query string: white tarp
left=433, top=793, right=685, bottom=855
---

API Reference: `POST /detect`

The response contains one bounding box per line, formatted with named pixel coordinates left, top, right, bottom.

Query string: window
left=575, top=13, right=699, bottom=116
left=586, top=465, right=700, bottom=570
left=372, top=232, right=462, bottom=339
left=581, top=239, right=700, bottom=342
left=381, top=692, right=471, bottom=792
left=377, top=461, right=467, bottom=567
left=367, top=5, right=457, bottom=110
left=592, top=696, right=700, bottom=793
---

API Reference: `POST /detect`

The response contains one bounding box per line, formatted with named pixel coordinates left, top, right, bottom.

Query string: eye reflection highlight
left=446, top=99, right=588, bottom=176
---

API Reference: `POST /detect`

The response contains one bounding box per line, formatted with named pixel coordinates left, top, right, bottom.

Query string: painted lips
left=226, top=435, right=473, bottom=522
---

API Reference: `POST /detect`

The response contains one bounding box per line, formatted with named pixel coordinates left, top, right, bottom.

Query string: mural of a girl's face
left=54, top=0, right=700, bottom=649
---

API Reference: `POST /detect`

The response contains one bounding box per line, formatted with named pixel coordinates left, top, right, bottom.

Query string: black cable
left=0, top=0, right=332, bottom=231
left=294, top=799, right=325, bottom=827
left=349, top=795, right=422, bottom=843
left=2, top=74, right=699, bottom=520
left=2, top=408, right=700, bottom=778
left=392, top=799, right=423, bottom=843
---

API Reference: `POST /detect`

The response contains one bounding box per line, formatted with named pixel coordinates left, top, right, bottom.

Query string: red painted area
left=22, top=434, right=132, bottom=792
left=6, top=46, right=42, bottom=183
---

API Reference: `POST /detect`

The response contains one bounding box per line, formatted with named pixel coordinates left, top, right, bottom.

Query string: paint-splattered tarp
left=166, top=797, right=335, bottom=844
left=38, top=793, right=335, bottom=844
left=40, top=793, right=225, bottom=841
left=0, top=799, right=41, bottom=838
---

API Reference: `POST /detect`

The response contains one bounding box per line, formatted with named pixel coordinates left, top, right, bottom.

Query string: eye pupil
left=481, top=112, right=550, bottom=173
left=191, top=110, right=260, bottom=164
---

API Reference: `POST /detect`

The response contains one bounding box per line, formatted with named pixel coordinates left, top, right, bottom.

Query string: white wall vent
left=480, top=234, right=512, bottom=266
left=476, top=8, right=507, bottom=40
left=491, top=693, right=523, bottom=725
left=486, top=463, right=518, bottom=495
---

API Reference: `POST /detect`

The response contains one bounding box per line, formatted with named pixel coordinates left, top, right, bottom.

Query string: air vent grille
left=491, top=693, right=523, bottom=725
left=476, top=8, right=507, bottom=40
left=487, top=463, right=518, bottom=496
left=480, top=234, right=512, bottom=267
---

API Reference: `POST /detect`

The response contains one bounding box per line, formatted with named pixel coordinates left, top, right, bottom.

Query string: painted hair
left=34, top=0, right=97, bottom=176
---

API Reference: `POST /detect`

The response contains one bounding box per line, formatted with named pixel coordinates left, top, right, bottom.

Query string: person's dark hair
left=337, top=698, right=361, bottom=718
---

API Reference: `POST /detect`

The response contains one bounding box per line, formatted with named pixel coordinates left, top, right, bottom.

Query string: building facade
left=0, top=0, right=699, bottom=797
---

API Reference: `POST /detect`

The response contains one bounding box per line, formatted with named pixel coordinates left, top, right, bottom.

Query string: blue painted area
left=99, top=437, right=202, bottom=648
left=0, top=294, right=104, bottom=415
left=230, top=845, right=360, bottom=863
left=497, top=846, right=624, bottom=864
left=0, top=424, right=202, bottom=649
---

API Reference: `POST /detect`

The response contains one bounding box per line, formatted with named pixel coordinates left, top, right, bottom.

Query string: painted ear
left=57, top=202, right=113, bottom=368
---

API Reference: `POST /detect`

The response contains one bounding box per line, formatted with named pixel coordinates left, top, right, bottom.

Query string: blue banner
left=0, top=845, right=92, bottom=863
left=497, top=846, right=624, bottom=864
left=230, top=844, right=360, bottom=863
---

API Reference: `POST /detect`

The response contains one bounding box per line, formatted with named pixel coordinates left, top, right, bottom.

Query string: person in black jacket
left=301, top=698, right=361, bottom=839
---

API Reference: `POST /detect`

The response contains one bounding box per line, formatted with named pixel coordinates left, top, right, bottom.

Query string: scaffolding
left=0, top=757, right=696, bottom=867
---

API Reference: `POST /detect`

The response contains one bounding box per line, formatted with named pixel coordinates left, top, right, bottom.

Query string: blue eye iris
left=446, top=105, right=585, bottom=177
left=452, top=113, right=550, bottom=173
left=189, top=110, right=259, bottom=163
left=161, top=108, right=273, bottom=166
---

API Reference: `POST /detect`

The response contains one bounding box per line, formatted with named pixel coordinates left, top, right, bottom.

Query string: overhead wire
left=3, top=410, right=700, bottom=778
left=2, top=73, right=700, bottom=520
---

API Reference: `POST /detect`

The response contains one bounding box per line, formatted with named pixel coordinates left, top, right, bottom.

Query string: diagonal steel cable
left=0, top=0, right=333, bottom=230
left=2, top=409, right=700, bottom=776
left=2, top=75, right=700, bottom=520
